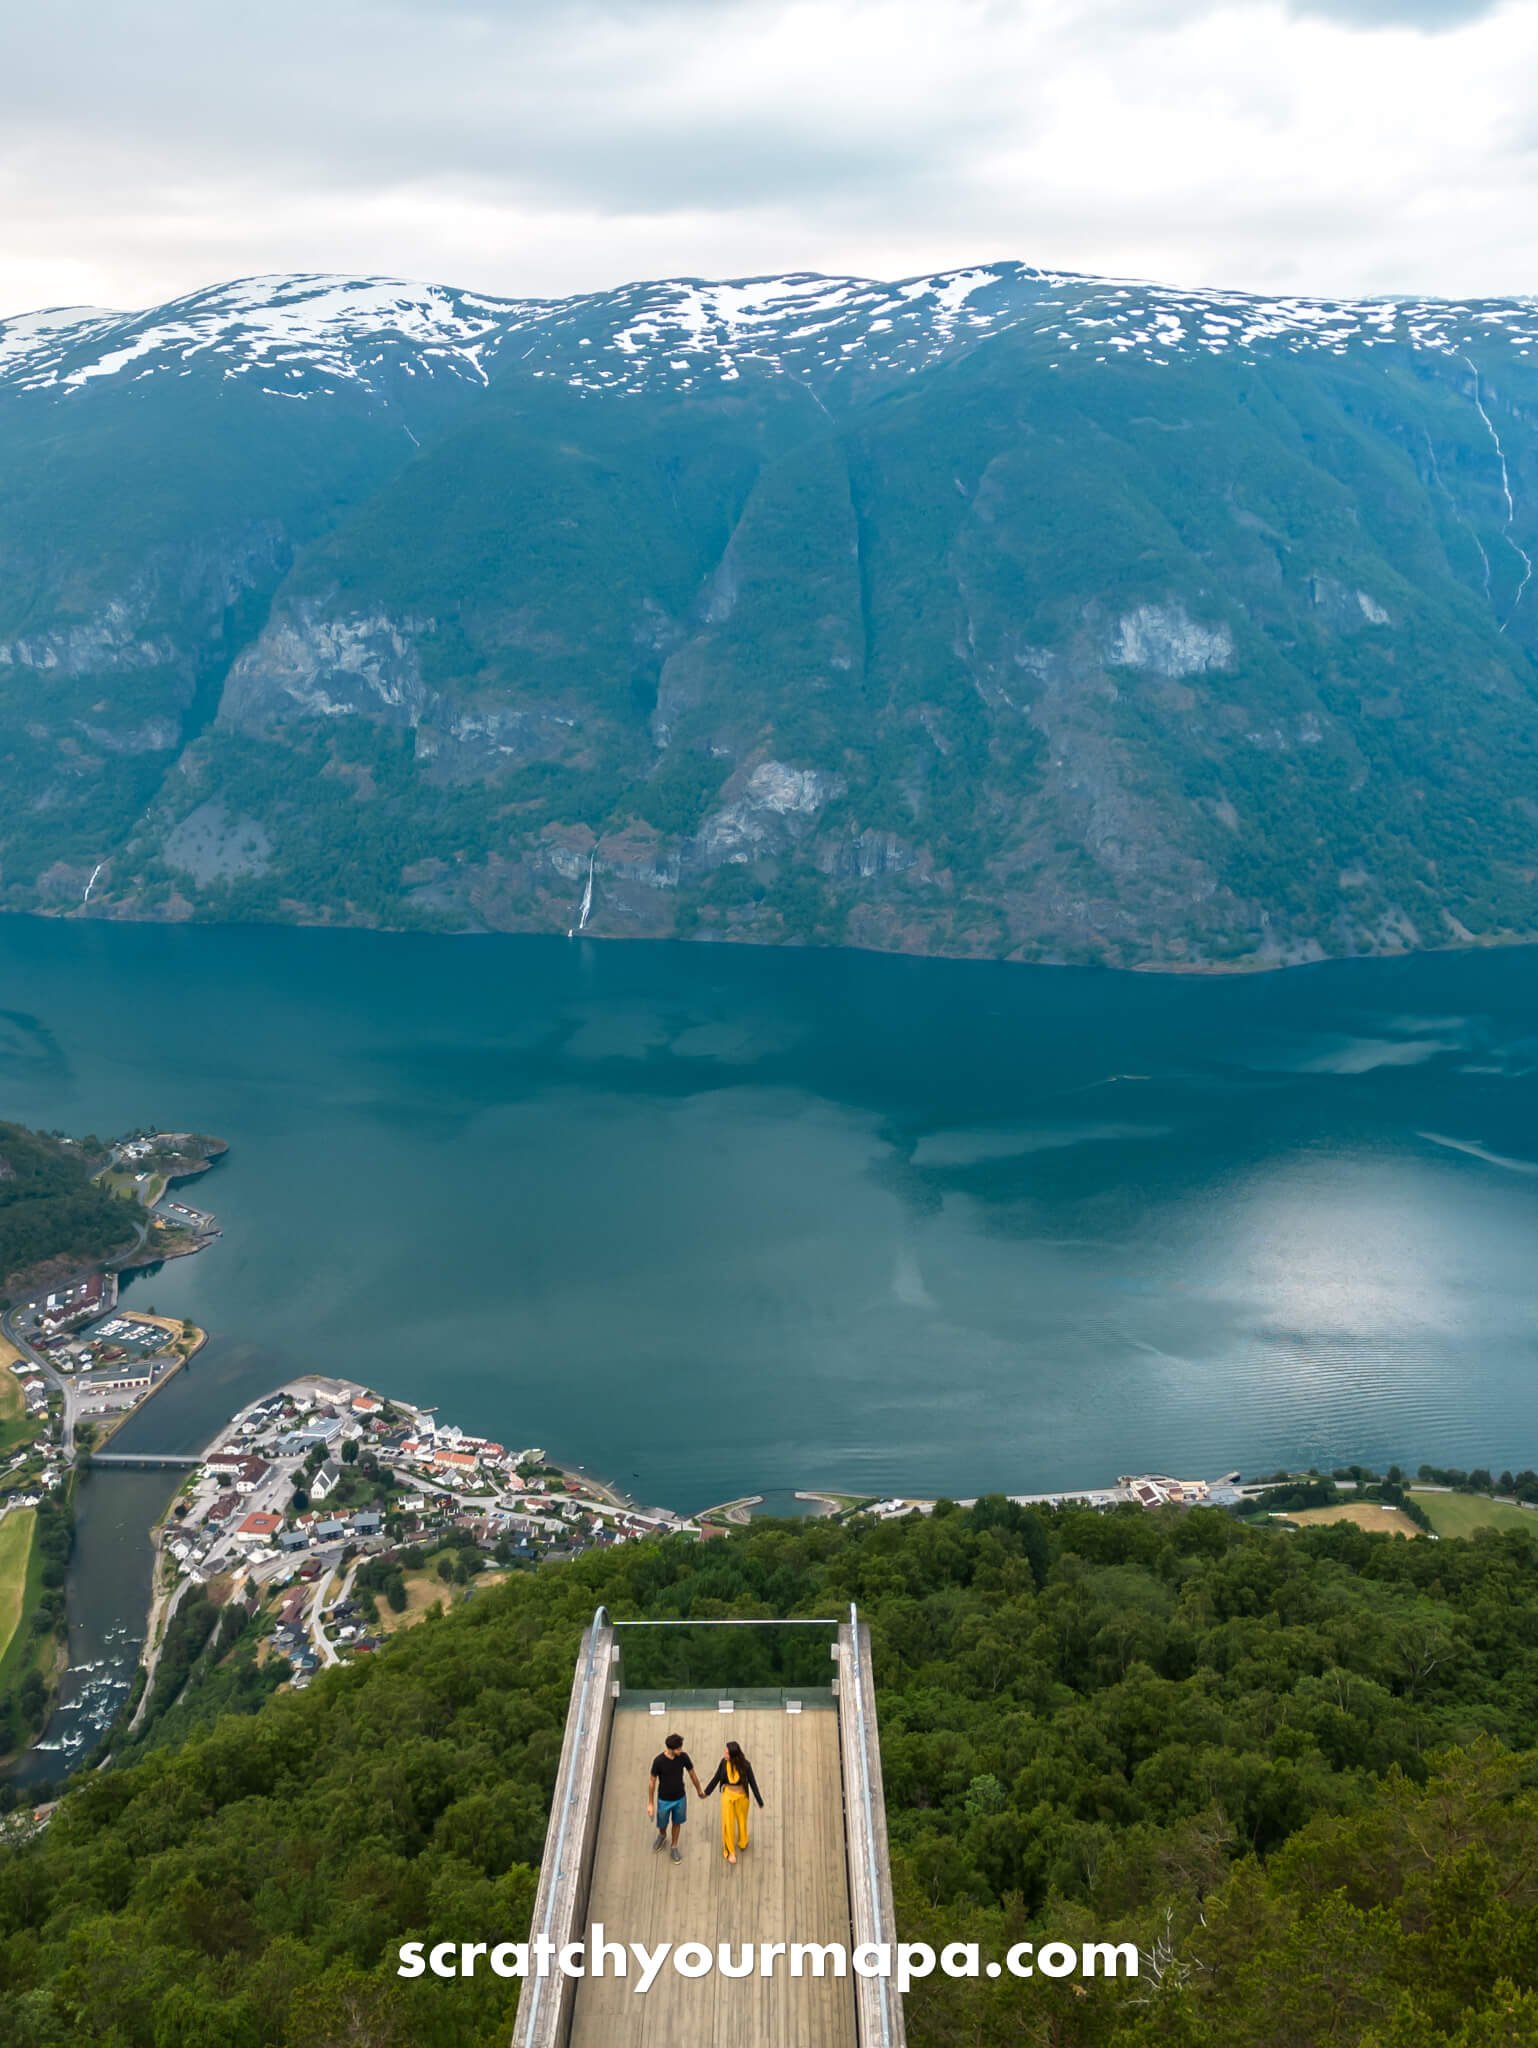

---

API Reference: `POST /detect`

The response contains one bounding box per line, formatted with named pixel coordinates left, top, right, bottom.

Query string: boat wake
left=1419, top=1130, right=1538, bottom=1177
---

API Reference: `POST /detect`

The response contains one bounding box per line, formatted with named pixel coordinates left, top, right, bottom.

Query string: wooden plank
left=570, top=1704, right=857, bottom=2048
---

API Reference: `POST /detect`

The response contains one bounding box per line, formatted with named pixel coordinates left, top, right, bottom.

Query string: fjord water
left=8, top=918, right=1538, bottom=1781
left=5, top=916, right=1538, bottom=1503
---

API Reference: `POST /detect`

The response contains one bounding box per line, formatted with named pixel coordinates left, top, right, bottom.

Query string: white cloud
left=1, top=0, right=1536, bottom=316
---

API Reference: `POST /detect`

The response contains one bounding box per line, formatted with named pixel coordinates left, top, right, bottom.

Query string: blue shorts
left=655, top=1795, right=686, bottom=1830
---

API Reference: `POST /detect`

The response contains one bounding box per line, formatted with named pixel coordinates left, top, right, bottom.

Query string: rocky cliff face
left=4, top=263, right=1538, bottom=966
left=221, top=607, right=435, bottom=729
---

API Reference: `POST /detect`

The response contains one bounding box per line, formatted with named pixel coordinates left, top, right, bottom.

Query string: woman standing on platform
left=701, top=1740, right=764, bottom=1864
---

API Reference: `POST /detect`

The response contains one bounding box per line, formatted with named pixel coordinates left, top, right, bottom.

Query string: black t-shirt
left=651, top=1750, right=693, bottom=1800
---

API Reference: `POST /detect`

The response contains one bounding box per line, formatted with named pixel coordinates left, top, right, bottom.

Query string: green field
left=0, top=1356, right=42, bottom=1459
left=1410, top=1490, right=1538, bottom=1541
left=0, top=1508, right=37, bottom=1673
left=0, top=1362, right=24, bottom=1448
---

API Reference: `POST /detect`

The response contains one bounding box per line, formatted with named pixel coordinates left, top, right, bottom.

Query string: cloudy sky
left=1, top=0, right=1534, bottom=317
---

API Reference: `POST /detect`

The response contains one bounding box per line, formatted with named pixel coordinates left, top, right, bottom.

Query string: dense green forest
left=0, top=1123, right=133, bottom=1299
left=3, top=1501, right=1537, bottom=2045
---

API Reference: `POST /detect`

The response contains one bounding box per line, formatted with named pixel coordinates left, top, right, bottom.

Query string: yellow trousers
left=721, top=1788, right=751, bottom=1856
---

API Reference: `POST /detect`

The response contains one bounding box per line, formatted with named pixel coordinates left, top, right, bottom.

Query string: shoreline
left=547, top=1459, right=639, bottom=1512
left=697, top=1493, right=763, bottom=1525
left=22, top=901, right=1538, bottom=983
left=113, top=1236, right=215, bottom=1276
left=25, top=1354, right=1538, bottom=1792
left=0, top=1128, right=226, bottom=1776
left=87, top=1319, right=206, bottom=1451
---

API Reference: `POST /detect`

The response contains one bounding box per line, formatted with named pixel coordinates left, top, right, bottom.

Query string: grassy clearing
left=0, top=1509, right=38, bottom=1671
left=0, top=1359, right=20, bottom=1441
left=0, top=1352, right=40, bottom=1460
left=373, top=1569, right=451, bottom=1636
left=1281, top=1502, right=1420, bottom=1539
left=1410, top=1491, right=1538, bottom=1541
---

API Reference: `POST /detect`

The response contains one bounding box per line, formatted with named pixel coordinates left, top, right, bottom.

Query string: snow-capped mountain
left=0, top=274, right=528, bottom=399
left=0, top=263, right=1061, bottom=403
left=4, top=258, right=1538, bottom=971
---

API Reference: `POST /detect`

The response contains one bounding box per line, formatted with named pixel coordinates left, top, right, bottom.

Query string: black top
left=650, top=1751, right=694, bottom=1800
left=702, top=1755, right=764, bottom=1807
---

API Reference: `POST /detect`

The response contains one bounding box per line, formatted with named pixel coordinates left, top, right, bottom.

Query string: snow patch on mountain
left=7, top=263, right=1538, bottom=409
left=0, top=275, right=535, bottom=399
left=0, top=305, right=121, bottom=378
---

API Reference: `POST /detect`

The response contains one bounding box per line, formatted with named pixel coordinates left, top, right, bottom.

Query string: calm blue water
left=2, top=917, right=1536, bottom=1504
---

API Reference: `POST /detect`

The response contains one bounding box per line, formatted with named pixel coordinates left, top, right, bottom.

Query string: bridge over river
left=515, top=1606, right=904, bottom=2048
left=87, top=1451, right=202, bottom=1469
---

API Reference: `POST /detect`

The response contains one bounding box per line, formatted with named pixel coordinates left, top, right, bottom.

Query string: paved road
left=0, top=1306, right=76, bottom=1464
left=306, top=1560, right=342, bottom=1667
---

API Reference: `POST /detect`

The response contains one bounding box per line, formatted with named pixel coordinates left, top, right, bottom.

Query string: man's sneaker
left=652, top=1831, right=667, bottom=1850
left=670, top=1848, right=682, bottom=1862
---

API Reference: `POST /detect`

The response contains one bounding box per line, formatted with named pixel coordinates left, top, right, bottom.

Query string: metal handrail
left=514, top=1602, right=610, bottom=2048
left=611, top=1616, right=840, bottom=1628
left=847, top=1601, right=897, bottom=2048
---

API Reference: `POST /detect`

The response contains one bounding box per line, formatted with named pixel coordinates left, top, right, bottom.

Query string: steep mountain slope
left=3, top=263, right=1537, bottom=966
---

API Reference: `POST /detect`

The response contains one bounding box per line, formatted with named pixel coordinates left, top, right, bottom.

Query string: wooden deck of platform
left=569, top=1701, right=858, bottom=2048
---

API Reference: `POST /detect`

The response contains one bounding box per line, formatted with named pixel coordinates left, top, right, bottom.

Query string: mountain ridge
left=12, top=259, right=1538, bottom=400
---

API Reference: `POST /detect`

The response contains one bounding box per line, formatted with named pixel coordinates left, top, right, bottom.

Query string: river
left=3, top=918, right=1538, bottom=1778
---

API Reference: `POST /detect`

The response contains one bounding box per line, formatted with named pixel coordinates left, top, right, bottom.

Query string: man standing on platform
left=648, top=1732, right=703, bottom=1863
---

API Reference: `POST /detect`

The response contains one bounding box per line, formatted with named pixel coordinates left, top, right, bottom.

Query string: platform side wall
left=512, top=1620, right=618, bottom=2048
left=837, top=1620, right=908, bottom=2048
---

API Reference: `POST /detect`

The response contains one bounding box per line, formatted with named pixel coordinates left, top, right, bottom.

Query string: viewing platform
left=516, top=1607, right=905, bottom=2048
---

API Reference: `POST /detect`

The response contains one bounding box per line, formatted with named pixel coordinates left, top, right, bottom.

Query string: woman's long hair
left=725, top=1739, right=750, bottom=1783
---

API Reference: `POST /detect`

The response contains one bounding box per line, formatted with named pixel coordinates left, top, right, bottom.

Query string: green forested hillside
left=124, top=340, right=1538, bottom=966
left=7, top=267, right=1538, bottom=968
left=0, top=1123, right=133, bottom=1296
left=3, top=1502, right=1538, bottom=2046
